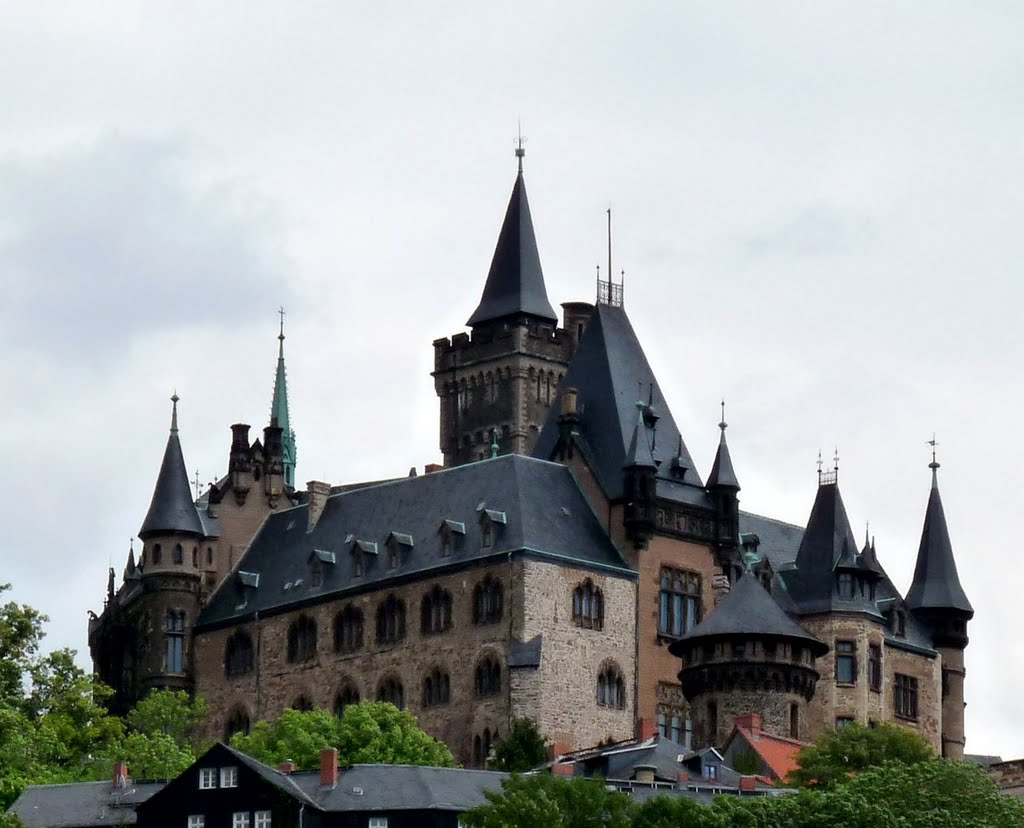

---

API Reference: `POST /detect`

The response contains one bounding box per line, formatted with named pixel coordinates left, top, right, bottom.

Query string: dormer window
left=478, top=508, right=506, bottom=550
left=350, top=539, right=377, bottom=578
left=481, top=521, right=493, bottom=549
left=837, top=572, right=855, bottom=600
left=385, top=533, right=414, bottom=570
left=439, top=520, right=465, bottom=557
left=309, top=549, right=335, bottom=588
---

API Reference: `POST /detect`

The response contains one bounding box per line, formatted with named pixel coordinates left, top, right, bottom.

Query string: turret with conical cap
left=623, top=401, right=657, bottom=548
left=707, top=402, right=742, bottom=579
left=905, top=445, right=972, bottom=759
left=139, top=394, right=204, bottom=540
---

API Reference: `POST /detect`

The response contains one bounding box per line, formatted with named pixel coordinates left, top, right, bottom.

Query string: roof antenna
left=515, top=121, right=526, bottom=173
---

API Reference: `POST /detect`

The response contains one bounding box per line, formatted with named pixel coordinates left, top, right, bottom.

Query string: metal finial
left=833, top=447, right=840, bottom=474
left=864, top=522, right=870, bottom=548
left=515, top=122, right=526, bottom=172
left=490, top=427, right=501, bottom=459
left=607, top=208, right=613, bottom=306
left=170, top=391, right=180, bottom=434
left=816, top=449, right=823, bottom=481
left=194, top=469, right=202, bottom=500
left=927, top=433, right=940, bottom=488
left=719, top=399, right=727, bottom=432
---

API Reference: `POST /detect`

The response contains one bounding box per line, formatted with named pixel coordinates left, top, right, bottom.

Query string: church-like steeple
left=466, top=148, right=558, bottom=327
left=270, top=310, right=297, bottom=489
left=139, top=394, right=205, bottom=540
left=706, top=404, right=740, bottom=491
left=905, top=455, right=973, bottom=616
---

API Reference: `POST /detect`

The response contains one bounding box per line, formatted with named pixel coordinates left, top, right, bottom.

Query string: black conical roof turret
left=707, top=411, right=740, bottom=491
left=139, top=395, right=205, bottom=540
left=670, top=572, right=827, bottom=655
left=906, top=461, right=973, bottom=615
left=466, top=157, right=558, bottom=327
left=623, top=402, right=657, bottom=470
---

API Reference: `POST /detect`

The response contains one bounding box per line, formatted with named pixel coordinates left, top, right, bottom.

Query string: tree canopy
left=489, top=718, right=549, bottom=772
left=229, top=702, right=456, bottom=769
left=460, top=773, right=634, bottom=828
left=786, top=721, right=935, bottom=789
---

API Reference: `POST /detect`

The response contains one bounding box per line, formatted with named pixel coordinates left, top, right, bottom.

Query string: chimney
left=112, top=761, right=129, bottom=790
left=552, top=762, right=575, bottom=777
left=424, top=463, right=444, bottom=475
left=636, top=717, right=658, bottom=742
left=307, top=481, right=331, bottom=530
left=278, top=761, right=296, bottom=774
left=734, top=713, right=762, bottom=734
left=739, top=776, right=758, bottom=793
left=320, top=748, right=339, bottom=786
left=546, top=741, right=570, bottom=762
left=633, top=764, right=656, bottom=784
left=263, top=424, right=284, bottom=496
left=561, top=301, right=594, bottom=348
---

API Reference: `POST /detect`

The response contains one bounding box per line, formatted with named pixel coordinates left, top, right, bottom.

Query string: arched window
left=225, top=707, right=250, bottom=741
left=224, top=630, right=254, bottom=678
left=287, top=615, right=318, bottom=663
left=152, top=544, right=162, bottom=565
left=475, top=655, right=502, bottom=697
left=173, top=544, right=183, bottom=565
left=597, top=662, right=625, bottom=709
left=572, top=579, right=604, bottom=630
left=422, top=667, right=451, bottom=708
left=333, top=683, right=360, bottom=717
left=192, top=547, right=198, bottom=567
left=376, top=595, right=407, bottom=645
left=377, top=677, right=404, bottom=709
left=421, top=586, right=453, bottom=635
left=473, top=728, right=499, bottom=768
left=333, top=605, right=364, bottom=654
left=165, top=611, right=185, bottom=674
left=291, top=695, right=314, bottom=712
left=207, top=547, right=214, bottom=566
left=473, top=576, right=503, bottom=625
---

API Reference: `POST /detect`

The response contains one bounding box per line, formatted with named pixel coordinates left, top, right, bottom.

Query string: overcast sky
left=1, top=3, right=1021, bottom=757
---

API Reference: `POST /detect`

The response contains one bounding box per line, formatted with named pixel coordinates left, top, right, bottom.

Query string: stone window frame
left=286, top=615, right=318, bottom=664
left=420, top=585, right=453, bottom=635
left=835, top=639, right=857, bottom=685
left=572, top=579, right=604, bottom=631
left=596, top=660, right=626, bottom=709
left=225, top=707, right=251, bottom=741
left=473, top=575, right=504, bottom=625
left=868, top=644, right=882, bottom=692
left=224, top=630, right=255, bottom=678
left=894, top=673, right=919, bottom=721
left=165, top=610, right=186, bottom=674
left=173, top=544, right=184, bottom=565
left=422, top=666, right=452, bottom=708
left=658, top=567, right=701, bottom=639
left=656, top=705, right=693, bottom=749
left=333, top=681, right=360, bottom=717
left=333, top=605, right=364, bottom=654
left=152, top=544, right=162, bottom=565
left=375, top=594, right=407, bottom=646
left=377, top=675, right=405, bottom=709
left=474, top=654, right=502, bottom=698
left=473, top=727, right=499, bottom=768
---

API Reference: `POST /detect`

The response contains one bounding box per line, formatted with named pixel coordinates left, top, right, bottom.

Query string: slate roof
left=672, top=570, right=827, bottom=655
left=707, top=425, right=740, bottom=490
left=466, top=167, right=558, bottom=327
left=138, top=398, right=206, bottom=540
left=197, top=454, right=633, bottom=629
left=7, top=780, right=164, bottom=828
left=905, top=467, right=973, bottom=615
left=533, top=303, right=706, bottom=503
left=738, top=511, right=804, bottom=572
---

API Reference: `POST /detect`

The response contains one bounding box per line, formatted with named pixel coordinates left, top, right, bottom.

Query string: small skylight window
left=344, top=533, right=355, bottom=544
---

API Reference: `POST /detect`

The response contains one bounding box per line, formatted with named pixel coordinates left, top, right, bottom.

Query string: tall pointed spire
left=905, top=451, right=973, bottom=615
left=623, top=401, right=657, bottom=470
left=270, top=308, right=297, bottom=489
left=139, top=394, right=205, bottom=540
left=707, top=400, right=740, bottom=490
left=466, top=147, right=558, bottom=327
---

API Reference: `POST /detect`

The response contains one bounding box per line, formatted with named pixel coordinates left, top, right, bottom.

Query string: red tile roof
left=732, top=726, right=807, bottom=781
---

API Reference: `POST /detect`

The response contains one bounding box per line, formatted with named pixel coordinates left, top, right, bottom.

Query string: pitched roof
left=905, top=466, right=973, bottom=615
left=138, top=396, right=206, bottom=540
left=725, top=725, right=806, bottom=782
left=623, top=404, right=657, bottom=470
left=533, top=303, right=705, bottom=502
left=466, top=167, right=557, bottom=327
left=673, top=570, right=826, bottom=654
left=7, top=780, right=165, bottom=827
left=197, top=454, right=633, bottom=629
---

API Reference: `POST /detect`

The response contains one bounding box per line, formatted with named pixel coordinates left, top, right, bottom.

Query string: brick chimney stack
left=320, top=748, right=339, bottom=786
left=112, top=761, right=129, bottom=790
left=734, top=713, right=762, bottom=734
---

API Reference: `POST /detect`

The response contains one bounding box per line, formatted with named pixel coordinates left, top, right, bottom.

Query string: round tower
left=669, top=572, right=829, bottom=748
left=905, top=454, right=973, bottom=759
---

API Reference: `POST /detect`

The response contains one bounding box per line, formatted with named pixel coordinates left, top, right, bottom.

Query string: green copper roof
left=270, top=315, right=297, bottom=488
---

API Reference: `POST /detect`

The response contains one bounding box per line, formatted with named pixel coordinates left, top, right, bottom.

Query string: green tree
left=633, top=794, right=725, bottom=828
left=230, top=702, right=455, bottom=769
left=787, top=721, right=934, bottom=789
left=460, top=773, right=633, bottom=828
left=0, top=585, right=46, bottom=706
left=0, top=812, right=26, bottom=828
left=490, top=718, right=548, bottom=772
left=126, top=689, right=207, bottom=751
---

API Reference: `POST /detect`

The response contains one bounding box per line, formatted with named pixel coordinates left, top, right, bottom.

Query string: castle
left=89, top=149, right=974, bottom=765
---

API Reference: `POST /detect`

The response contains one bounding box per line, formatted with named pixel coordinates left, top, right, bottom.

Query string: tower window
left=837, top=572, right=855, bottom=600
left=333, top=605, right=364, bottom=654
left=152, top=544, right=162, bottom=565
left=596, top=663, right=625, bottom=708
left=165, top=611, right=185, bottom=674
left=173, top=544, right=184, bottom=565
left=375, top=594, right=407, bottom=645
left=421, top=585, right=453, bottom=635
left=572, top=579, right=604, bottom=630
left=894, top=673, right=918, bottom=721
left=789, top=703, right=799, bottom=739
left=868, top=645, right=882, bottom=692
left=835, top=640, right=857, bottom=684
left=658, top=568, right=701, bottom=638
left=473, top=728, right=498, bottom=768
left=286, top=615, right=318, bottom=663
left=422, top=666, right=451, bottom=707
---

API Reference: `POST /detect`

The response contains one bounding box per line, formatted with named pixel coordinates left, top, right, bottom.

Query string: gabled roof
left=672, top=570, right=826, bottom=654
left=905, top=465, right=973, bottom=615
left=724, top=725, right=806, bottom=782
left=533, top=303, right=705, bottom=502
left=466, top=166, right=557, bottom=327
left=138, top=396, right=206, bottom=540
left=197, top=454, right=633, bottom=629
left=7, top=780, right=164, bottom=827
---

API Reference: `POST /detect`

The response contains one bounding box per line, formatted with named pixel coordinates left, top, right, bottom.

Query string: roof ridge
left=738, top=509, right=805, bottom=531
